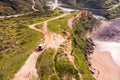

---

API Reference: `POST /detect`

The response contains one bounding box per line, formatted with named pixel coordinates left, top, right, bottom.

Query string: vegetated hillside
left=0, top=10, right=62, bottom=80
left=101, top=6, right=120, bottom=19
left=84, top=0, right=120, bottom=9
left=1, top=0, right=120, bottom=19
left=0, top=0, right=51, bottom=15
left=0, top=0, right=32, bottom=15
left=72, top=11, right=95, bottom=80
left=61, top=0, right=120, bottom=9
left=61, top=0, right=120, bottom=19
left=36, top=11, right=95, bottom=80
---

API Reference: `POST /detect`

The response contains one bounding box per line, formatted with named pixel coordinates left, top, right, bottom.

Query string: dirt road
left=13, top=13, right=68, bottom=80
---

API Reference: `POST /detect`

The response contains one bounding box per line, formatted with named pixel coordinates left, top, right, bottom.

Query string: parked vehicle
left=36, top=44, right=45, bottom=52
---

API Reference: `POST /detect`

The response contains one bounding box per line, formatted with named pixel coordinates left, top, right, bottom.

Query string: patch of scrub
left=54, top=52, right=80, bottom=80
left=36, top=48, right=59, bottom=80
left=48, top=12, right=78, bottom=36
left=72, top=17, right=95, bottom=80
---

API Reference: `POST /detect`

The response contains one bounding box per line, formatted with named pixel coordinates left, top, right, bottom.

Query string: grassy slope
left=48, top=12, right=77, bottom=36
left=0, top=27, right=42, bottom=80
left=48, top=18, right=68, bottom=36
left=85, top=0, right=120, bottom=19
left=36, top=48, right=59, bottom=80
left=0, top=10, right=62, bottom=80
left=36, top=12, right=80, bottom=80
left=101, top=7, right=120, bottom=19
left=37, top=11, right=95, bottom=80
left=55, top=52, right=80, bottom=80
left=0, top=0, right=32, bottom=15
left=63, top=0, right=120, bottom=19
left=72, top=19, right=95, bottom=80
left=36, top=48, right=79, bottom=80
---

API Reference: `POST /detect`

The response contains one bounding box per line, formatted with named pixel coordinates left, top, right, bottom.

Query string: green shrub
left=72, top=17, right=95, bottom=80
left=55, top=53, right=79, bottom=80
left=36, top=49, right=58, bottom=80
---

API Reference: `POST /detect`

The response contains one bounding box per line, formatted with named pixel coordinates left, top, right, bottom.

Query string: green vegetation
left=0, top=0, right=63, bottom=15
left=102, top=8, right=120, bottom=19
left=85, top=0, right=108, bottom=9
left=36, top=12, right=80, bottom=80
left=48, top=18, right=68, bottom=35
left=55, top=52, right=80, bottom=80
left=72, top=17, right=95, bottom=80
left=0, top=27, right=42, bottom=80
left=0, top=0, right=32, bottom=15
left=36, top=11, right=95, bottom=80
left=48, top=12, right=77, bottom=36
left=60, top=0, right=76, bottom=6
left=63, top=0, right=120, bottom=9
left=0, top=0, right=51, bottom=15
left=1, top=0, right=119, bottom=79
left=85, top=0, right=120, bottom=19
left=61, top=0, right=120, bottom=19
left=36, top=48, right=59, bottom=80
left=36, top=48, right=79, bottom=80
left=0, top=10, right=62, bottom=80
left=35, top=10, right=64, bottom=29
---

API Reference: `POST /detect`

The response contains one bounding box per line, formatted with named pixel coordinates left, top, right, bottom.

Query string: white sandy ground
left=89, top=40, right=120, bottom=80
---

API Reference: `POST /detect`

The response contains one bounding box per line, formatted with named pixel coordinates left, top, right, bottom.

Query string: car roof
left=39, top=44, right=44, bottom=46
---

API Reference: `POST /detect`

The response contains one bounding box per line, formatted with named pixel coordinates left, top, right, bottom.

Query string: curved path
left=32, top=0, right=38, bottom=11
left=13, top=13, right=68, bottom=80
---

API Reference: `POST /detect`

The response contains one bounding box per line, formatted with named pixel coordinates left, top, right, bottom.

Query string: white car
left=37, top=44, right=45, bottom=51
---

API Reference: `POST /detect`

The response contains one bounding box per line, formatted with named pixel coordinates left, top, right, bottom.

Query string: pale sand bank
left=89, top=44, right=120, bottom=80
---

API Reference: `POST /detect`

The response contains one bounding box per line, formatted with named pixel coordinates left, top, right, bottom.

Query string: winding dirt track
left=13, top=13, right=67, bottom=80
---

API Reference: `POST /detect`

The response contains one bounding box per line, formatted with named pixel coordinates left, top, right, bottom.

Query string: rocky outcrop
left=86, top=38, right=95, bottom=55
left=94, top=17, right=120, bottom=42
